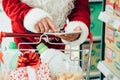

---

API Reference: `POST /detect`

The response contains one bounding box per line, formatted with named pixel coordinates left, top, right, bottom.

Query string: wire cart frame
left=0, top=31, right=93, bottom=80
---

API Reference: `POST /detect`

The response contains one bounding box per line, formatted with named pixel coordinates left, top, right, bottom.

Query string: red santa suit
left=2, top=0, right=90, bottom=49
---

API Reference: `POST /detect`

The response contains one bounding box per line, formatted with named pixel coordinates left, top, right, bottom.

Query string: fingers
left=58, top=35, right=73, bottom=41
left=35, top=18, right=49, bottom=33
left=56, top=26, right=81, bottom=41
left=46, top=17, right=57, bottom=32
left=34, top=17, right=57, bottom=33
left=35, top=23, right=42, bottom=32
left=41, top=18, right=49, bottom=32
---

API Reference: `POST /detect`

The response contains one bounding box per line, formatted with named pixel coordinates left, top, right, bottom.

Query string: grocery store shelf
left=97, top=61, right=120, bottom=80
left=98, top=11, right=120, bottom=32
left=89, top=0, right=103, bottom=2
left=83, top=72, right=100, bottom=78
left=93, top=36, right=101, bottom=41
left=85, top=36, right=101, bottom=42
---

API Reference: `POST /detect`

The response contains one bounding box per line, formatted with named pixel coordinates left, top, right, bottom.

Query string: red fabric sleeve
left=68, top=0, right=90, bottom=29
left=2, top=0, right=32, bottom=22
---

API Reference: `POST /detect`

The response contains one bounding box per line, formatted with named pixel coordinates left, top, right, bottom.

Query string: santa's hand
left=56, top=27, right=81, bottom=41
left=34, top=17, right=57, bottom=33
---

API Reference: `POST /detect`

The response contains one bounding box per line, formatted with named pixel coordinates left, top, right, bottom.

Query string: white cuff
left=62, top=21, right=89, bottom=46
left=24, top=8, right=52, bottom=33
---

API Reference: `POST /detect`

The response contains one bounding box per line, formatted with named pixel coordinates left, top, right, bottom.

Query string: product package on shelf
left=105, top=24, right=120, bottom=51
left=106, top=0, right=120, bottom=18
left=114, top=0, right=120, bottom=17
left=98, top=0, right=120, bottom=79
left=100, top=0, right=120, bottom=27
left=104, top=46, right=120, bottom=77
left=104, top=24, right=120, bottom=76
left=105, top=0, right=115, bottom=13
left=105, top=0, right=120, bottom=15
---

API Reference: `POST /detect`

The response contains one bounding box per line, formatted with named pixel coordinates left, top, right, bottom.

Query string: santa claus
left=2, top=0, right=90, bottom=49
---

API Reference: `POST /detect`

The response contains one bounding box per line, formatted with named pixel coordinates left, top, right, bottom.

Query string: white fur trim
left=22, top=0, right=74, bottom=29
left=62, top=21, right=89, bottom=46
left=24, top=8, right=52, bottom=33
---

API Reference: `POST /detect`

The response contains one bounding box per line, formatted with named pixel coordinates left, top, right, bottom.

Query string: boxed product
left=8, top=63, right=52, bottom=80
left=114, top=0, right=120, bottom=17
left=104, top=23, right=120, bottom=76
left=105, top=24, right=120, bottom=52
left=106, top=0, right=120, bottom=17
left=105, top=0, right=115, bottom=13
left=104, top=45, right=120, bottom=76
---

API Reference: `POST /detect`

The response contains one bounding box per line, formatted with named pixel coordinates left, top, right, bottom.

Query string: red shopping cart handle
left=0, top=31, right=55, bottom=43
left=89, top=32, right=93, bottom=44
left=0, top=31, right=93, bottom=44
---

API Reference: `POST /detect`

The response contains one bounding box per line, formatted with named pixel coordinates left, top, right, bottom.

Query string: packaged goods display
left=0, top=21, right=93, bottom=79
left=37, top=43, right=83, bottom=80
left=104, top=25, right=120, bottom=76
left=98, top=0, right=120, bottom=79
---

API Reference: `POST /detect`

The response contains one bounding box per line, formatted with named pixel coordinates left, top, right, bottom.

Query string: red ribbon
left=17, top=51, right=41, bottom=68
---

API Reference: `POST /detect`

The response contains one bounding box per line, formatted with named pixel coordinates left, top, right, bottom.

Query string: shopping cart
left=0, top=31, right=93, bottom=80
